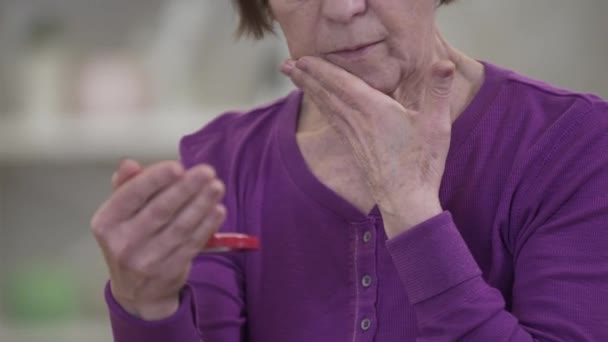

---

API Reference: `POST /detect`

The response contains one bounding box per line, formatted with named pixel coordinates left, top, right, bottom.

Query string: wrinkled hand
left=281, top=57, right=455, bottom=235
left=91, top=159, right=227, bottom=320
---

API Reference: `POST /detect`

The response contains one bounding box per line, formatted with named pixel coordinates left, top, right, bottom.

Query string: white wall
left=438, top=0, right=608, bottom=96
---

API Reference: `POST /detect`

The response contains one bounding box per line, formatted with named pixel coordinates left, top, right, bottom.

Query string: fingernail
left=295, top=58, right=309, bottom=71
left=280, top=59, right=296, bottom=75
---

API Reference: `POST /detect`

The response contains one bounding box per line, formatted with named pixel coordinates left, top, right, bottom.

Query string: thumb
left=424, top=61, right=455, bottom=120
left=112, top=158, right=142, bottom=191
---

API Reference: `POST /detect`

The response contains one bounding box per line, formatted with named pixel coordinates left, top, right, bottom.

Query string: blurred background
left=0, top=0, right=606, bottom=341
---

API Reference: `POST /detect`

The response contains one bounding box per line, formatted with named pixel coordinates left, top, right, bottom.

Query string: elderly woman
left=91, top=0, right=608, bottom=341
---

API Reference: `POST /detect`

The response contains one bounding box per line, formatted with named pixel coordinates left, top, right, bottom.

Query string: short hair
left=235, top=0, right=456, bottom=39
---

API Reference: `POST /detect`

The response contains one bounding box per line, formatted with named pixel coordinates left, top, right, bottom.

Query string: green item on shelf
left=3, top=263, right=80, bottom=322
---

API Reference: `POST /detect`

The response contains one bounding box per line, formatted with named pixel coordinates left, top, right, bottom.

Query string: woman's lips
left=328, top=40, right=383, bottom=61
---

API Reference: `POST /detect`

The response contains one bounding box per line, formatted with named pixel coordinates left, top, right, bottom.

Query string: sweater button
left=361, top=275, right=372, bottom=288
left=363, top=230, right=372, bottom=243
left=360, top=318, right=371, bottom=331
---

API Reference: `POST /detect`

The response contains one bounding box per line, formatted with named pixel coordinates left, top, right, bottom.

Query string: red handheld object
left=202, top=233, right=260, bottom=253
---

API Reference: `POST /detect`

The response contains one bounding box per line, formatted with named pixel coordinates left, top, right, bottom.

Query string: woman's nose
left=322, top=0, right=367, bottom=24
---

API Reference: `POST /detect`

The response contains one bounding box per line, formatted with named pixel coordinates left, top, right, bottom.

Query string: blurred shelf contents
left=0, top=111, right=223, bottom=163
left=0, top=0, right=288, bottom=118
left=0, top=320, right=112, bottom=342
left=0, top=0, right=289, bottom=165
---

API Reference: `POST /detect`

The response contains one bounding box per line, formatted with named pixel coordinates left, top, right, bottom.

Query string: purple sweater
left=105, top=62, right=608, bottom=341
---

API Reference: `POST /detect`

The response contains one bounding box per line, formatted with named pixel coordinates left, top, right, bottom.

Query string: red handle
left=202, top=233, right=260, bottom=253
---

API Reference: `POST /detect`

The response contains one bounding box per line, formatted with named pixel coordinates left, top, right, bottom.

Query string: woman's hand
left=91, top=159, right=227, bottom=320
left=282, top=57, right=455, bottom=237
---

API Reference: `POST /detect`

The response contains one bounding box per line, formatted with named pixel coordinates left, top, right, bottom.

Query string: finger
left=285, top=60, right=340, bottom=113
left=137, top=183, right=225, bottom=269
left=153, top=177, right=224, bottom=248
left=127, top=165, right=217, bottom=239
left=137, top=204, right=223, bottom=281
left=94, top=161, right=185, bottom=226
left=423, top=61, right=455, bottom=121
left=189, top=203, right=226, bottom=251
left=285, top=61, right=364, bottom=142
left=169, top=178, right=224, bottom=244
left=283, top=60, right=350, bottom=121
left=112, top=159, right=143, bottom=191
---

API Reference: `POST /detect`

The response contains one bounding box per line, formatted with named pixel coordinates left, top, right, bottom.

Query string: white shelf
left=0, top=319, right=112, bottom=342
left=0, top=112, right=222, bottom=164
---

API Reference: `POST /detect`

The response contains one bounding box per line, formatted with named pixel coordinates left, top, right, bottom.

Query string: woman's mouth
left=328, top=40, right=384, bottom=61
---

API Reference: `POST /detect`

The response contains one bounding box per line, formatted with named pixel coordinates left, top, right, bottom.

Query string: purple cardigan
left=105, top=62, right=608, bottom=341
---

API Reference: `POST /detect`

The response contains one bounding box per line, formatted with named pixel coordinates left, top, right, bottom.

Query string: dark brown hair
left=235, top=0, right=456, bottom=39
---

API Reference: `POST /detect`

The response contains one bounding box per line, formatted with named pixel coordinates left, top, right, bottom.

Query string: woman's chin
left=357, top=71, right=401, bottom=96
left=342, top=60, right=402, bottom=96
left=325, top=56, right=402, bottom=96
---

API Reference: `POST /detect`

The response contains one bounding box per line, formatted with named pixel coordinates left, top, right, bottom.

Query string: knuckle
left=212, top=205, right=227, bottom=222
left=186, top=174, right=207, bottom=192
left=151, top=163, right=180, bottom=187
left=90, top=202, right=109, bottom=230
left=207, top=180, right=224, bottom=198
left=205, top=209, right=225, bottom=232
left=115, top=241, right=134, bottom=266
left=130, top=257, right=158, bottom=278
left=431, top=88, right=450, bottom=99
left=299, top=56, right=314, bottom=66
left=212, top=214, right=226, bottom=230
left=163, top=161, right=183, bottom=175
left=90, top=215, right=105, bottom=237
left=430, top=82, right=451, bottom=98
left=200, top=164, right=217, bottom=180
left=215, top=204, right=227, bottom=219
left=108, top=236, right=160, bottom=278
left=91, top=224, right=109, bottom=243
left=124, top=258, right=149, bottom=278
left=91, top=213, right=113, bottom=242
left=135, top=259, right=156, bottom=277
left=291, top=68, right=306, bottom=84
left=174, top=179, right=195, bottom=196
left=214, top=181, right=226, bottom=197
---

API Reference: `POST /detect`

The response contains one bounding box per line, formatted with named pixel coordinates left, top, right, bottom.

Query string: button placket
left=354, top=217, right=379, bottom=339
left=360, top=218, right=376, bottom=293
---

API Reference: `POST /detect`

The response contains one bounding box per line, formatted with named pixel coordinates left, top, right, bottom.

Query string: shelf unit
left=0, top=111, right=224, bottom=164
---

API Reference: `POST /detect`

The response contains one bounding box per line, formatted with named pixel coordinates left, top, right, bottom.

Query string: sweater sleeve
left=386, top=104, right=608, bottom=341
left=387, top=206, right=607, bottom=341
left=105, top=254, right=246, bottom=342
left=105, top=282, right=203, bottom=341
left=105, top=113, right=247, bottom=342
